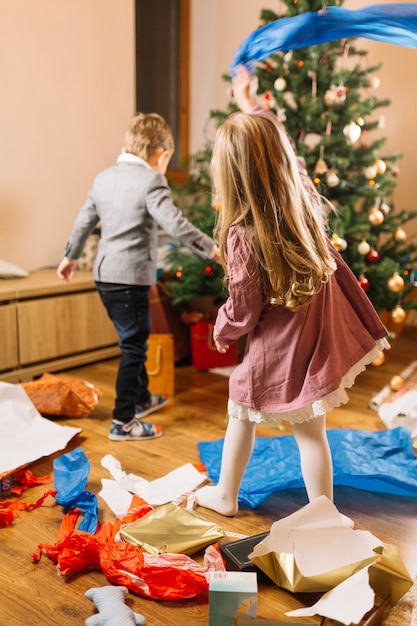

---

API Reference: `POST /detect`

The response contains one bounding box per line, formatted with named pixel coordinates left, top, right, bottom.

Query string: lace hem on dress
left=227, top=337, right=390, bottom=425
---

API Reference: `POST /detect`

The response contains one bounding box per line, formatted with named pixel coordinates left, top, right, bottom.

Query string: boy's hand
left=57, top=257, right=77, bottom=282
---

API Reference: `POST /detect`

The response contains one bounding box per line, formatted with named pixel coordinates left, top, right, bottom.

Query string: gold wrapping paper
left=249, top=496, right=412, bottom=603
left=120, top=502, right=224, bottom=556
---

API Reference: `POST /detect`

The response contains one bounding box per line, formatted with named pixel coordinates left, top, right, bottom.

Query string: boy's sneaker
left=135, top=393, right=169, bottom=419
left=109, top=417, right=163, bottom=441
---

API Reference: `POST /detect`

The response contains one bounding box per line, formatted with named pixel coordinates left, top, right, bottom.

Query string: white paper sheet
left=100, top=454, right=207, bottom=511
left=287, top=566, right=375, bottom=624
left=0, top=382, right=81, bottom=476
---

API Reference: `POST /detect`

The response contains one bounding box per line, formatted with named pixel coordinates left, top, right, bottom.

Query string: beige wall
left=1, top=0, right=416, bottom=273
left=0, top=0, right=135, bottom=272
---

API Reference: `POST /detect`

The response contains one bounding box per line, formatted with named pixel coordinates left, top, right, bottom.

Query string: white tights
left=195, top=413, right=333, bottom=517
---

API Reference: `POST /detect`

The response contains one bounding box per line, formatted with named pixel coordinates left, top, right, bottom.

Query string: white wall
left=0, top=0, right=135, bottom=272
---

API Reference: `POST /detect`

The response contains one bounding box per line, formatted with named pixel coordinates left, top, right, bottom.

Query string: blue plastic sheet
left=198, top=427, right=417, bottom=508
left=53, top=447, right=99, bottom=533
left=231, top=3, right=417, bottom=72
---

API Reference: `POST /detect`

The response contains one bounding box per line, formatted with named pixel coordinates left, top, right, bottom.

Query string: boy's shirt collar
left=117, top=152, right=151, bottom=169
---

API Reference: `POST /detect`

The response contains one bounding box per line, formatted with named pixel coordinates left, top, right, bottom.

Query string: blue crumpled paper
left=53, top=446, right=98, bottom=533
left=198, top=427, right=417, bottom=508
left=231, top=3, right=417, bottom=72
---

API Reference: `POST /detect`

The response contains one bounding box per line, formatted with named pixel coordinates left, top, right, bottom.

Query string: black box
left=220, top=532, right=269, bottom=573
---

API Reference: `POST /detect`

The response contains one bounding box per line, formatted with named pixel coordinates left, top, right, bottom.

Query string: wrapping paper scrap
left=101, top=455, right=207, bottom=508
left=248, top=497, right=413, bottom=624
left=22, top=372, right=102, bottom=418
left=120, top=502, right=224, bottom=555
left=198, top=427, right=417, bottom=507
left=230, top=3, right=417, bottom=71
left=53, top=447, right=98, bottom=533
left=370, top=361, right=417, bottom=437
left=0, top=382, right=81, bottom=479
left=33, top=500, right=225, bottom=601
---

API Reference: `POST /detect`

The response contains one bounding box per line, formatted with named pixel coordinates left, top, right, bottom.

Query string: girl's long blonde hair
left=213, top=112, right=336, bottom=312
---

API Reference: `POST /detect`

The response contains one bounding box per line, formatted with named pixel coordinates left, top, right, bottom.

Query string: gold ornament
left=387, top=273, right=405, bottom=293
left=391, top=306, right=406, bottom=324
left=371, top=352, right=385, bottom=366
left=390, top=375, right=404, bottom=391
left=314, top=158, right=328, bottom=175
left=368, top=208, right=384, bottom=226
left=394, top=228, right=407, bottom=242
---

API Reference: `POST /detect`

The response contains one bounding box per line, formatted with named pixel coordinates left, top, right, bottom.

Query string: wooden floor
left=1, top=327, right=417, bottom=626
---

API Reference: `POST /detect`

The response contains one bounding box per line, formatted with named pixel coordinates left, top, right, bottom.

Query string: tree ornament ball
left=371, top=76, right=381, bottom=89
left=358, top=276, right=369, bottom=291
left=380, top=203, right=391, bottom=215
left=390, top=375, right=404, bottom=391
left=364, top=165, right=378, bottom=179
left=375, top=158, right=386, bottom=175
left=391, top=305, right=406, bottom=324
left=371, top=352, right=385, bottom=366
left=326, top=171, right=339, bottom=187
left=274, top=77, right=287, bottom=91
left=394, top=228, right=407, bottom=242
left=387, top=273, right=405, bottom=293
left=368, top=208, right=384, bottom=226
left=358, top=240, right=371, bottom=255
left=366, top=250, right=379, bottom=264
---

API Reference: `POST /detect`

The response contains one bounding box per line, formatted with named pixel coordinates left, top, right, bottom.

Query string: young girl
left=195, top=80, right=389, bottom=517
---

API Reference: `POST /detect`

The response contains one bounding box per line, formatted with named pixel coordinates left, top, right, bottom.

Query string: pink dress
left=213, top=226, right=389, bottom=424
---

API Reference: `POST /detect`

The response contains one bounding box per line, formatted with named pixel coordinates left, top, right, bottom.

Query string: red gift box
left=191, top=321, right=238, bottom=371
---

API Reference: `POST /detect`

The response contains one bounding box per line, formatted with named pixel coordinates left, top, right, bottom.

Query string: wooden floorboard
left=1, top=327, right=416, bottom=625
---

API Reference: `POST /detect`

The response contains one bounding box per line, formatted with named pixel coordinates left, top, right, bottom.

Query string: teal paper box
left=209, top=571, right=257, bottom=626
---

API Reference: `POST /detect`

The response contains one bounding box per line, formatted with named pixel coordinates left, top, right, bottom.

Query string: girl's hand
left=232, top=65, right=256, bottom=113
left=215, top=339, right=229, bottom=354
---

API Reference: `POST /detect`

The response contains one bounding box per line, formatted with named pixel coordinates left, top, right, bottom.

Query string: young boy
left=57, top=112, right=219, bottom=441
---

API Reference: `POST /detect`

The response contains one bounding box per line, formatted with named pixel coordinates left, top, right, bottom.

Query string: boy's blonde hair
left=124, top=112, right=174, bottom=159
left=213, top=112, right=336, bottom=312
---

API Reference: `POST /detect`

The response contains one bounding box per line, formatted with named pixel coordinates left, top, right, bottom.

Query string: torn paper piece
left=287, top=566, right=375, bottom=625
left=101, top=455, right=207, bottom=505
left=99, top=478, right=134, bottom=518
left=0, top=382, right=81, bottom=478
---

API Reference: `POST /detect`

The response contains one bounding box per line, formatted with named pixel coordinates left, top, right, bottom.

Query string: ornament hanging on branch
left=358, top=240, right=371, bottom=255
left=387, top=272, right=405, bottom=293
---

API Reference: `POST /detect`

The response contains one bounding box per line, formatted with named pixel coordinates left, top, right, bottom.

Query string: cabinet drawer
left=17, top=291, right=118, bottom=365
left=0, top=304, right=19, bottom=370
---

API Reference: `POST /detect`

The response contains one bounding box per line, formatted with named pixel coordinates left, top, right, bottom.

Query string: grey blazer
left=64, top=156, right=216, bottom=285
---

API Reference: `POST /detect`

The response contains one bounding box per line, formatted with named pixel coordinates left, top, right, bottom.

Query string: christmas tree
left=166, top=0, right=417, bottom=328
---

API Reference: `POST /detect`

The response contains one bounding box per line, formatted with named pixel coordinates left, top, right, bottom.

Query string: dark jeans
left=96, top=282, right=151, bottom=422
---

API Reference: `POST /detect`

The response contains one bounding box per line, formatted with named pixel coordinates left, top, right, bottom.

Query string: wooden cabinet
left=0, top=270, right=119, bottom=382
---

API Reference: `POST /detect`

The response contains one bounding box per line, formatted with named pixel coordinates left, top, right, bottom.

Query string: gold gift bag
left=145, top=334, right=175, bottom=397
left=120, top=502, right=224, bottom=555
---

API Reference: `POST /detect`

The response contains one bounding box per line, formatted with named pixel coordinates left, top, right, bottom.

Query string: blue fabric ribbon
left=231, top=3, right=417, bottom=72
left=53, top=447, right=99, bottom=533
left=198, top=427, right=417, bottom=508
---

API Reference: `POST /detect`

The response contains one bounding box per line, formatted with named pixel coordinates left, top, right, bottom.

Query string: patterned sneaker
left=108, top=417, right=163, bottom=441
left=135, top=393, right=169, bottom=419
